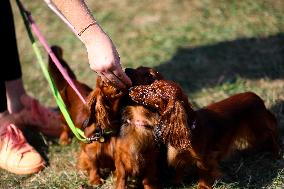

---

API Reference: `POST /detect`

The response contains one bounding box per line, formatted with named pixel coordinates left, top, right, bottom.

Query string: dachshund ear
left=86, top=89, right=98, bottom=115
left=159, top=101, right=192, bottom=150
left=86, top=88, right=111, bottom=130
left=51, top=45, right=63, bottom=58
left=49, top=45, right=77, bottom=80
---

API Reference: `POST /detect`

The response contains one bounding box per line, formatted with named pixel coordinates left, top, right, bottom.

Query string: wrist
left=78, top=23, right=104, bottom=46
left=77, top=21, right=97, bottom=37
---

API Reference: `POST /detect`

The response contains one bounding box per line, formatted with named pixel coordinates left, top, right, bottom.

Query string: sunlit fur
left=77, top=76, right=126, bottom=185
left=77, top=66, right=164, bottom=186
left=113, top=67, right=165, bottom=189
left=130, top=79, right=279, bottom=189
left=115, top=105, right=161, bottom=189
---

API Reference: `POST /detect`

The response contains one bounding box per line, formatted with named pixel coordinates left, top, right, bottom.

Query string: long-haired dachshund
left=114, top=67, right=164, bottom=189
left=129, top=79, right=279, bottom=189
left=77, top=76, right=126, bottom=185
left=77, top=66, right=164, bottom=185
left=115, top=105, right=161, bottom=189
left=49, top=45, right=125, bottom=184
left=48, top=45, right=92, bottom=145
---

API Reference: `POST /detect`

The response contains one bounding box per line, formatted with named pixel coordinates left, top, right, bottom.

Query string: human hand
left=48, top=0, right=131, bottom=88
left=83, top=25, right=132, bottom=89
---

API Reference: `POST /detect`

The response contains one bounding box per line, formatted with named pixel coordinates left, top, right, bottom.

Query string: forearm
left=49, top=0, right=101, bottom=44
left=46, top=0, right=132, bottom=88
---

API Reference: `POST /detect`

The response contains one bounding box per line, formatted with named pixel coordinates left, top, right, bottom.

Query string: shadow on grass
left=163, top=150, right=283, bottom=188
left=271, top=99, right=284, bottom=128
left=216, top=151, right=283, bottom=189
left=270, top=99, right=284, bottom=155
left=155, top=33, right=284, bottom=94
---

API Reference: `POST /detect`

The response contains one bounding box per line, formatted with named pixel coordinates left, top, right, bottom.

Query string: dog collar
left=86, top=128, right=114, bottom=143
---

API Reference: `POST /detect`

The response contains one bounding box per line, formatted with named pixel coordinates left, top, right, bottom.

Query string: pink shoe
left=18, top=94, right=63, bottom=137
left=0, top=124, right=45, bottom=174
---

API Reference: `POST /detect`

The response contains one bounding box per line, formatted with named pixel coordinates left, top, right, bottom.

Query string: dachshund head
left=125, top=66, right=164, bottom=86
left=84, top=67, right=164, bottom=142
left=129, top=80, right=196, bottom=150
left=82, top=76, right=127, bottom=141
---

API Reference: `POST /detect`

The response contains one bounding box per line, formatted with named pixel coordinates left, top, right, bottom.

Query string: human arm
left=45, top=0, right=132, bottom=89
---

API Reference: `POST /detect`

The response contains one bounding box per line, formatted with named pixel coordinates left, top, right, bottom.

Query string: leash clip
left=86, top=127, right=105, bottom=143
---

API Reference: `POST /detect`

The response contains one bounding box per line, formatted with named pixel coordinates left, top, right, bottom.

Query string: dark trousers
left=0, top=0, right=22, bottom=112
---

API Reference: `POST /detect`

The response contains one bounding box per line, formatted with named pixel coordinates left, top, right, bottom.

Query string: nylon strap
left=16, top=0, right=88, bottom=143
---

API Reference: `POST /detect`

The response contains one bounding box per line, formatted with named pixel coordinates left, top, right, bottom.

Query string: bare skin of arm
left=47, top=0, right=132, bottom=89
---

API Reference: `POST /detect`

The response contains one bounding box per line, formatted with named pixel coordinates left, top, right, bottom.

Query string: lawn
left=1, top=0, right=284, bottom=188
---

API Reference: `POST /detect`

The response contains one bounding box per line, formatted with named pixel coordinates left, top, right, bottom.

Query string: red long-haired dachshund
left=129, top=79, right=279, bottom=189
left=114, top=67, right=164, bottom=189
left=115, top=105, right=161, bottom=189
left=77, top=76, right=127, bottom=185
left=77, top=66, right=164, bottom=185
left=49, top=45, right=126, bottom=184
left=48, top=45, right=92, bottom=145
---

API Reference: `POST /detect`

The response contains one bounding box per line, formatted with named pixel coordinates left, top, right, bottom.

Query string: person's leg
left=6, top=78, right=25, bottom=113
left=0, top=81, right=8, bottom=118
left=0, top=81, right=10, bottom=124
left=2, top=0, right=25, bottom=114
left=1, top=0, right=62, bottom=137
left=0, top=0, right=45, bottom=175
left=0, top=84, right=45, bottom=175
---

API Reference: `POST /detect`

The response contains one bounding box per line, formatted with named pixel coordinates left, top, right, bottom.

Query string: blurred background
left=1, top=0, right=283, bottom=188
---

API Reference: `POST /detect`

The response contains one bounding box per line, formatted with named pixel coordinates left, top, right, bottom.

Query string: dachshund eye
left=82, top=117, right=90, bottom=129
left=147, top=73, right=153, bottom=77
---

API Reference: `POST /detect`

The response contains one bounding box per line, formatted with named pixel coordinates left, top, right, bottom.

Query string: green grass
left=1, top=0, right=284, bottom=188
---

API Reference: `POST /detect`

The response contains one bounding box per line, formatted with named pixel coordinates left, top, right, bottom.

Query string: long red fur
left=77, top=76, right=126, bottom=185
left=115, top=105, right=161, bottom=189
left=113, top=67, right=165, bottom=189
left=48, top=45, right=92, bottom=145
left=48, top=45, right=126, bottom=184
left=78, top=66, right=164, bottom=186
left=129, top=79, right=279, bottom=189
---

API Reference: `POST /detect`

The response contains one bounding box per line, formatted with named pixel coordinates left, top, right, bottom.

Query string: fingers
left=101, top=71, right=127, bottom=89
left=95, top=65, right=132, bottom=89
left=112, top=68, right=132, bottom=87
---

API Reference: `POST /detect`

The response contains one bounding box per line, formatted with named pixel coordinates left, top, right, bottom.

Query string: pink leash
left=18, top=1, right=86, bottom=104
